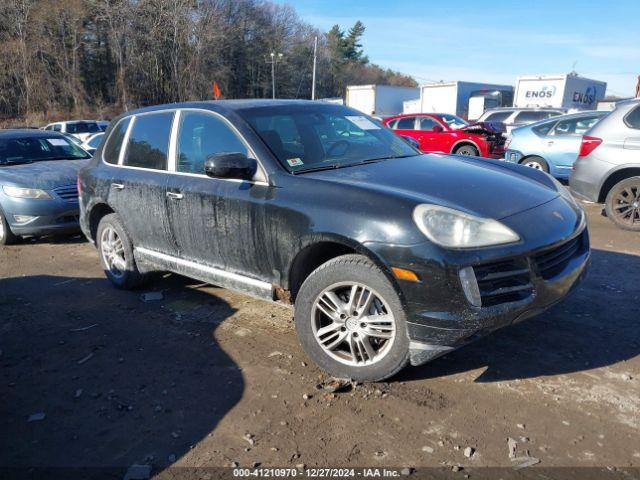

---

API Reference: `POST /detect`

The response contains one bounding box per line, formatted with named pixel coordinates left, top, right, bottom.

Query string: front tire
left=96, top=213, right=148, bottom=289
left=453, top=144, right=479, bottom=156
left=0, top=211, right=18, bottom=246
left=605, top=177, right=640, bottom=231
left=294, top=254, right=410, bottom=382
left=520, top=156, right=549, bottom=173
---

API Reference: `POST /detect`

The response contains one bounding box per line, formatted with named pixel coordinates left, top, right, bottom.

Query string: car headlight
left=413, top=204, right=520, bottom=248
left=2, top=185, right=52, bottom=199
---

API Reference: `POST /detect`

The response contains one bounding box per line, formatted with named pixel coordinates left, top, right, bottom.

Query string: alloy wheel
left=524, top=160, right=544, bottom=170
left=612, top=185, right=640, bottom=226
left=311, top=282, right=396, bottom=366
left=100, top=226, right=127, bottom=278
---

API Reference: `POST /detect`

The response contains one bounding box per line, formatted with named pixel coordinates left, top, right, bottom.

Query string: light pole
left=311, top=36, right=318, bottom=100
left=269, top=52, right=283, bottom=99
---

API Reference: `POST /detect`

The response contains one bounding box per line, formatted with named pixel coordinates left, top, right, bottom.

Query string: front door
left=545, top=115, right=602, bottom=171
left=107, top=111, right=177, bottom=255
left=165, top=109, right=273, bottom=280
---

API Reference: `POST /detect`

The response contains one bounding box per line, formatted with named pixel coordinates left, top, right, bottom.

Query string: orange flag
left=213, top=81, right=222, bottom=100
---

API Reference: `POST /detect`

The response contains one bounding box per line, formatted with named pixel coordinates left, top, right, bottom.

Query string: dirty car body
left=0, top=130, right=90, bottom=244
left=79, top=100, right=589, bottom=381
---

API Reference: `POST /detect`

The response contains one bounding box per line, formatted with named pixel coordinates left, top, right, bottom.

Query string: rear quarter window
left=123, top=112, right=174, bottom=170
left=483, top=111, right=512, bottom=122
left=624, top=105, right=640, bottom=129
left=102, top=117, right=131, bottom=164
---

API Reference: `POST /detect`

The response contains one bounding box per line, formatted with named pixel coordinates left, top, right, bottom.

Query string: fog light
left=459, top=266, right=482, bottom=307
left=13, top=215, right=36, bottom=224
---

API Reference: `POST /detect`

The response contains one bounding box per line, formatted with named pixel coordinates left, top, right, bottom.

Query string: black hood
left=305, top=154, right=560, bottom=220
left=0, top=159, right=88, bottom=190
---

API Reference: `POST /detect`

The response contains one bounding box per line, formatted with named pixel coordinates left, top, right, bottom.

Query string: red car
left=384, top=113, right=506, bottom=158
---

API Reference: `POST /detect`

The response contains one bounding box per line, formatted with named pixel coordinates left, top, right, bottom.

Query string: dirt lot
left=1, top=203, right=639, bottom=478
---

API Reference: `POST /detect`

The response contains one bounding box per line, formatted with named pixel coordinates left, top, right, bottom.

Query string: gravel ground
left=1, top=202, right=639, bottom=478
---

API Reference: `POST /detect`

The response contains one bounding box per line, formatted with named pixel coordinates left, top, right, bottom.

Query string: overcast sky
left=281, top=0, right=640, bottom=97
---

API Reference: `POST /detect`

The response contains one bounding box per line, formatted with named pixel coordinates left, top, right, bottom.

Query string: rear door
left=390, top=116, right=419, bottom=144
left=545, top=115, right=603, bottom=170
left=107, top=110, right=177, bottom=255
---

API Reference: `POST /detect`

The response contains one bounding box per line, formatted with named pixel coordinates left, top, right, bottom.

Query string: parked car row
left=3, top=98, right=636, bottom=381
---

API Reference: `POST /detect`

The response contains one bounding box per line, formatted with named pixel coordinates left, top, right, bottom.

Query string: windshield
left=238, top=104, right=420, bottom=173
left=0, top=135, right=90, bottom=165
left=66, top=122, right=100, bottom=134
left=438, top=114, right=468, bottom=129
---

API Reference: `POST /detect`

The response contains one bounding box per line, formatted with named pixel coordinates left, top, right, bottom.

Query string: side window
left=52, top=124, right=61, bottom=132
left=483, top=111, right=512, bottom=122
left=176, top=111, right=249, bottom=174
left=550, top=118, right=579, bottom=136
left=386, top=119, right=398, bottom=129
left=418, top=117, right=439, bottom=131
left=514, top=111, right=549, bottom=124
left=395, top=117, right=416, bottom=130
left=103, top=117, right=131, bottom=164
left=123, top=112, right=174, bottom=170
left=625, top=106, right=640, bottom=129
left=532, top=121, right=555, bottom=136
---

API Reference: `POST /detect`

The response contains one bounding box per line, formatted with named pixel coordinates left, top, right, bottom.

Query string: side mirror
left=400, top=135, right=420, bottom=149
left=432, top=125, right=444, bottom=133
left=204, top=152, right=257, bottom=180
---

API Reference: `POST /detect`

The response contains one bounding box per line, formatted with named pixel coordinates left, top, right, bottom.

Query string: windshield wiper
left=360, top=154, right=418, bottom=164
left=293, top=163, right=356, bottom=174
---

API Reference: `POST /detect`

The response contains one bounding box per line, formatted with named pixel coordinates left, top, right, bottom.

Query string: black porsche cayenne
left=78, top=100, right=589, bottom=381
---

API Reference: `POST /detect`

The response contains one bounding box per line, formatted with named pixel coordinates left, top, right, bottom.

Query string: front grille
left=473, top=259, right=533, bottom=307
left=533, top=232, right=585, bottom=280
left=54, top=184, right=79, bottom=202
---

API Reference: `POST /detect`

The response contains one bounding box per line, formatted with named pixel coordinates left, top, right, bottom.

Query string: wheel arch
left=286, top=234, right=401, bottom=303
left=87, top=202, right=116, bottom=242
left=450, top=139, right=481, bottom=155
left=598, top=167, right=640, bottom=203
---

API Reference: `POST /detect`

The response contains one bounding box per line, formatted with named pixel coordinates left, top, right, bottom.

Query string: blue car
left=0, top=130, right=91, bottom=245
left=504, top=111, right=608, bottom=179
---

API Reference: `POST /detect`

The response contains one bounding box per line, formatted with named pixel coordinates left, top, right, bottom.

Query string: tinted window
left=103, top=117, right=131, bottom=164
left=418, top=117, right=439, bottom=131
left=386, top=119, right=398, bottom=129
left=625, top=105, right=640, bottom=129
left=66, top=122, right=100, bottom=134
left=483, top=111, right=512, bottom=122
left=53, top=124, right=61, bottom=132
left=123, top=112, right=174, bottom=170
left=515, top=111, right=553, bottom=123
left=0, top=135, right=90, bottom=165
left=395, top=117, right=416, bottom=130
left=176, top=111, right=249, bottom=174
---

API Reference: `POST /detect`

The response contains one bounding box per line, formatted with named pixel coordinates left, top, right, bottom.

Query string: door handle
left=111, top=183, right=125, bottom=190
left=166, top=192, right=184, bottom=200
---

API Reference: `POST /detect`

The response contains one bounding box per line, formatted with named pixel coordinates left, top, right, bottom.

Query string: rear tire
left=453, top=144, right=479, bottom=156
left=294, top=254, right=410, bottom=382
left=520, top=156, right=549, bottom=173
left=0, top=211, right=18, bottom=246
left=605, top=177, right=640, bottom=231
left=96, top=213, right=148, bottom=289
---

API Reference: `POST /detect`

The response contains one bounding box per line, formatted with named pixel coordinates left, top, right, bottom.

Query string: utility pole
left=269, top=52, right=283, bottom=99
left=311, top=36, right=318, bottom=100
